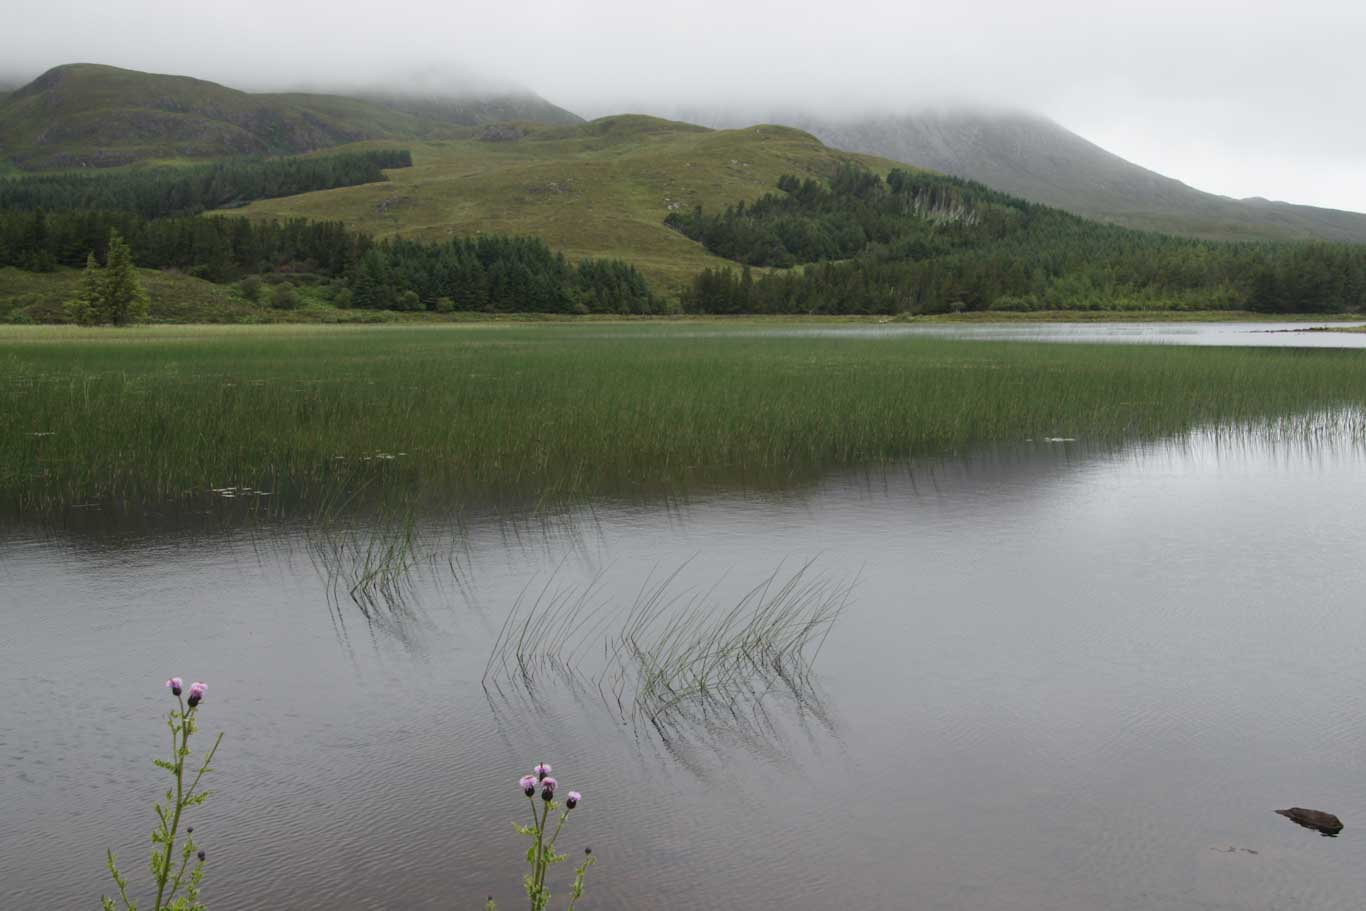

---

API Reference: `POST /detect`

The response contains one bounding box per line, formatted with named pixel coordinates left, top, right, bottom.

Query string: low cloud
left=5, top=0, right=1365, bottom=208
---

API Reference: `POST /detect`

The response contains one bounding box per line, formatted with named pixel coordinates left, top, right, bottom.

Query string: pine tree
left=64, top=252, right=103, bottom=325
left=99, top=230, right=149, bottom=325
left=351, top=248, right=392, bottom=309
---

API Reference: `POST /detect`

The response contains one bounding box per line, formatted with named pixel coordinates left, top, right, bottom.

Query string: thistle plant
left=103, top=677, right=223, bottom=911
left=491, top=762, right=595, bottom=911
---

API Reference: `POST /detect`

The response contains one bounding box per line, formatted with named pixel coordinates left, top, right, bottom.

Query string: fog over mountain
left=4, top=0, right=1364, bottom=210
left=664, top=104, right=1366, bottom=242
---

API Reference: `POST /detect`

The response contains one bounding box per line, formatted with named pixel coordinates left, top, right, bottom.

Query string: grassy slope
left=223, top=117, right=908, bottom=292
left=0, top=64, right=574, bottom=170
left=5, top=323, right=1366, bottom=517
left=0, top=266, right=436, bottom=324
left=348, top=91, right=582, bottom=128
left=1, top=266, right=250, bottom=322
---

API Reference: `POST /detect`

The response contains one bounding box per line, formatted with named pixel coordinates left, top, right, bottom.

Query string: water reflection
left=5, top=424, right=1366, bottom=910
left=584, top=320, right=1366, bottom=348
left=480, top=558, right=851, bottom=745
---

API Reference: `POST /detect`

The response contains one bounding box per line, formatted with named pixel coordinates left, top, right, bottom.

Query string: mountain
left=356, top=92, right=581, bottom=128
left=219, top=115, right=906, bottom=292
left=329, top=75, right=583, bottom=128
left=683, top=107, right=1366, bottom=245
left=0, top=64, right=578, bottom=170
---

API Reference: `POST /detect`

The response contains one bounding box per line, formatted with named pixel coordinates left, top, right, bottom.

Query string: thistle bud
left=540, top=776, right=557, bottom=801
left=197, top=850, right=206, bottom=862
left=187, top=681, right=206, bottom=707
left=166, top=677, right=183, bottom=697
left=566, top=790, right=581, bottom=809
left=534, top=762, right=551, bottom=781
left=519, top=775, right=538, bottom=796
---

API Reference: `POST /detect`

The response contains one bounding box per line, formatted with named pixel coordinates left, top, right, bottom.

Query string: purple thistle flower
left=534, top=762, right=551, bottom=781
left=166, top=677, right=183, bottom=696
left=187, top=681, right=207, bottom=707
left=520, top=775, right=538, bottom=796
left=566, top=790, right=581, bottom=809
left=540, top=776, right=558, bottom=800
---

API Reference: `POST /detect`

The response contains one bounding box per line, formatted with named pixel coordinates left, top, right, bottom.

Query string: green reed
left=4, top=323, right=1366, bottom=518
left=483, top=561, right=852, bottom=739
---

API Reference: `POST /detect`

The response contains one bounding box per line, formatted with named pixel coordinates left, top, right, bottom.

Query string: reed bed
left=482, top=561, right=853, bottom=739
left=4, top=323, right=1366, bottom=519
left=307, top=510, right=421, bottom=617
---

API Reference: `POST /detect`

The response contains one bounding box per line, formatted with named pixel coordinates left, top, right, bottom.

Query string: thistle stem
left=152, top=700, right=189, bottom=911
left=535, top=808, right=568, bottom=900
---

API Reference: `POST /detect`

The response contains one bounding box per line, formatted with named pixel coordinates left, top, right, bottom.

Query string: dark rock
left=1275, top=807, right=1343, bottom=836
left=478, top=124, right=525, bottom=143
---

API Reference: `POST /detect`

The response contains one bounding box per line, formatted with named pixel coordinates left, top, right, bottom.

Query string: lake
left=4, top=419, right=1366, bottom=909
left=634, top=320, right=1366, bottom=348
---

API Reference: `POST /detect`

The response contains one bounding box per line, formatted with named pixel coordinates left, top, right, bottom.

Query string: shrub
left=238, top=275, right=263, bottom=302
left=434, top=296, right=456, bottom=313
left=990, top=294, right=1039, bottom=312
left=333, top=288, right=353, bottom=309
left=271, top=282, right=300, bottom=310
left=398, top=290, right=422, bottom=311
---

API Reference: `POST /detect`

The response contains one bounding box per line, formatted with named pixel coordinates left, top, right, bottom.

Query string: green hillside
left=352, top=90, right=582, bottom=128
left=0, top=64, right=574, bottom=170
left=1, top=265, right=255, bottom=322
left=223, top=116, right=909, bottom=291
left=778, top=110, right=1366, bottom=244
left=0, top=266, right=445, bottom=324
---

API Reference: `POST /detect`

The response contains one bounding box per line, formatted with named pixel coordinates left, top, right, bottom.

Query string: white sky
left=6, top=0, right=1365, bottom=211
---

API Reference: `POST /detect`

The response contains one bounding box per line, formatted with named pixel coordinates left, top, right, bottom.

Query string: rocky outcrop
left=1275, top=807, right=1344, bottom=836
left=478, top=124, right=526, bottom=142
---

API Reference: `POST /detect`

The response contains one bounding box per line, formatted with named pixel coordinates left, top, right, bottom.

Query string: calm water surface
left=4, top=432, right=1366, bottom=910
left=649, top=320, right=1366, bottom=348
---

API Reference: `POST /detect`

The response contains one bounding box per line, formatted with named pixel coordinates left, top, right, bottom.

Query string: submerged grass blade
left=482, top=560, right=854, bottom=742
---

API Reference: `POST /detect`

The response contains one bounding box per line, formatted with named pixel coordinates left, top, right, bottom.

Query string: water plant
left=7, top=324, right=1366, bottom=521
left=307, top=507, right=422, bottom=618
left=488, top=762, right=594, bottom=911
left=484, top=561, right=851, bottom=740
left=102, top=678, right=222, bottom=911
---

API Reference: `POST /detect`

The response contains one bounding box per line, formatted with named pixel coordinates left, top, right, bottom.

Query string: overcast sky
left=7, top=0, right=1365, bottom=211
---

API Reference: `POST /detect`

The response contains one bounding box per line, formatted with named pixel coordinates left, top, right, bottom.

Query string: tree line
left=0, top=208, right=659, bottom=315
left=350, top=235, right=658, bottom=313
left=0, top=149, right=412, bottom=220
left=666, top=167, right=1008, bottom=267
left=673, top=167, right=1366, bottom=314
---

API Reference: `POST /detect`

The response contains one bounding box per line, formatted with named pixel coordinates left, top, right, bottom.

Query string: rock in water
left=1275, top=808, right=1344, bottom=836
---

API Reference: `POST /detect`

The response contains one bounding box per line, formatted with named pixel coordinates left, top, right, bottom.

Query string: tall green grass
left=482, top=560, right=851, bottom=740
left=3, top=323, right=1366, bottom=518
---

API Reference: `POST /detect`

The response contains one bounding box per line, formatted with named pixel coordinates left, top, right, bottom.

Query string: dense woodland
left=0, top=150, right=413, bottom=219
left=2, top=148, right=1364, bottom=318
left=0, top=146, right=660, bottom=315
left=0, top=209, right=659, bottom=314
left=670, top=168, right=1366, bottom=314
